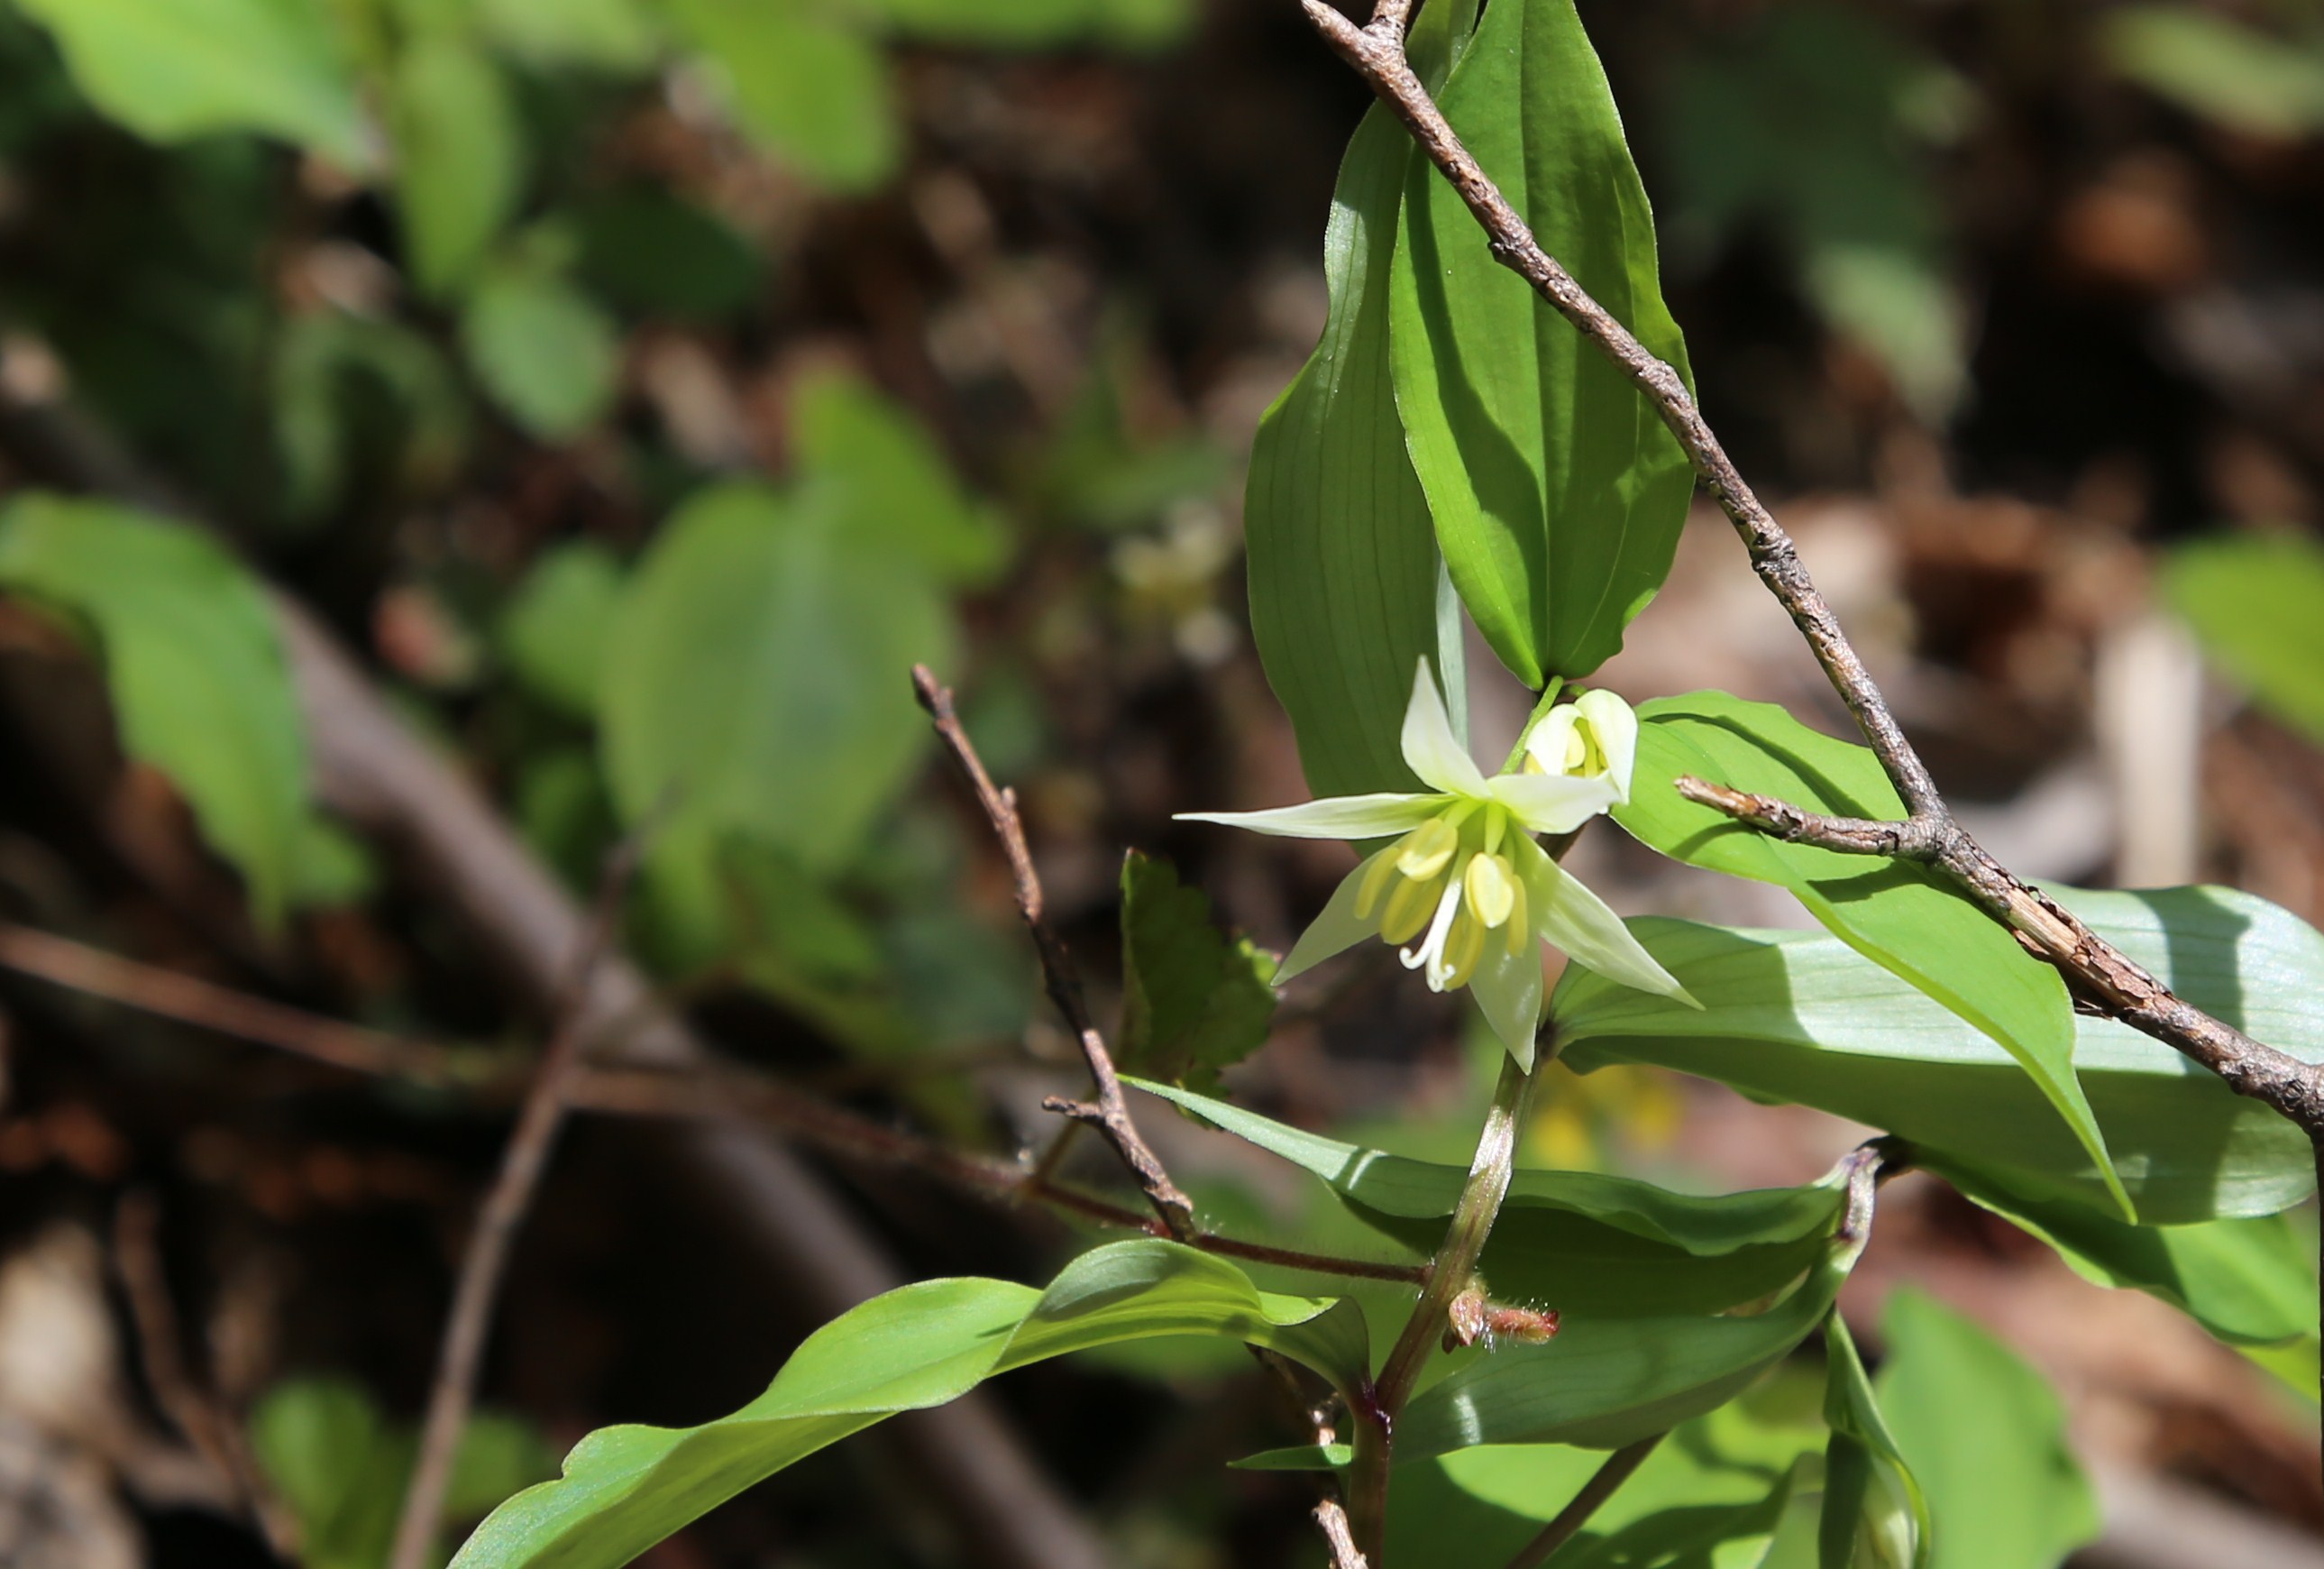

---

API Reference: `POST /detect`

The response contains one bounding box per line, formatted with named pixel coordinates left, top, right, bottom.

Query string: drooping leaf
left=1135, top=1079, right=1851, bottom=1317
left=461, top=266, right=621, bottom=439
left=1613, top=692, right=2122, bottom=1217
left=2102, top=7, right=2324, bottom=141
left=0, top=496, right=309, bottom=926
left=499, top=542, right=626, bottom=720
left=599, top=480, right=955, bottom=880
left=790, top=369, right=1011, bottom=587
left=1817, top=1314, right=1926, bottom=1569
left=2164, top=534, right=2324, bottom=747
left=665, top=0, right=896, bottom=192
left=451, top=1242, right=1365, bottom=1569
left=14, top=0, right=370, bottom=168
left=1928, top=1154, right=2317, bottom=1348
left=1874, top=1291, right=2099, bottom=1569
left=1118, top=854, right=1276, bottom=1092
left=1388, top=0, right=1694, bottom=688
left=1552, top=889, right=2324, bottom=1224
left=390, top=37, right=526, bottom=298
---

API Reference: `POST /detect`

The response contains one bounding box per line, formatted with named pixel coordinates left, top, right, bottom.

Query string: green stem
left=1500, top=679, right=1567, bottom=774
left=1347, top=1051, right=1542, bottom=1562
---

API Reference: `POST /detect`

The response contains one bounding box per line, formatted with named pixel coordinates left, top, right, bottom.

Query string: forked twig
left=912, top=665, right=1199, bottom=1242
left=1297, top=0, right=2324, bottom=1135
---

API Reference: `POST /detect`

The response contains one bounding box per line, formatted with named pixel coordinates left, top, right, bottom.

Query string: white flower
left=1178, top=661, right=1695, bottom=1067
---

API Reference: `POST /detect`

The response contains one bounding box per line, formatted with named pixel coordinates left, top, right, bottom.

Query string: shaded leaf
left=1874, top=1291, right=2098, bottom=1569
left=1388, top=0, right=1694, bottom=687
left=1613, top=693, right=2120, bottom=1216
left=14, top=0, right=370, bottom=167
left=452, top=1242, right=1364, bottom=1569
left=574, top=188, right=762, bottom=323
left=499, top=542, right=625, bottom=720
left=0, top=496, right=309, bottom=926
left=461, top=266, right=620, bottom=439
left=2164, top=534, right=2324, bottom=747
left=791, top=369, right=1011, bottom=587
left=1552, top=888, right=2324, bottom=1224
left=1118, top=853, right=1276, bottom=1091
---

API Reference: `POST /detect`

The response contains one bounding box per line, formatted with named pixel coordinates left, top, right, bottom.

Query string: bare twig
left=1297, top=0, right=2324, bottom=1138
left=1504, top=1434, right=1665, bottom=1569
left=111, top=1192, right=301, bottom=1559
left=1315, top=1497, right=1373, bottom=1569
left=386, top=837, right=645, bottom=1569
left=912, top=665, right=1199, bottom=1242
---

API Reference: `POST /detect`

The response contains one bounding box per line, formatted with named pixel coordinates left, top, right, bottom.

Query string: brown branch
left=1504, top=1434, right=1664, bottom=1569
left=1315, top=1497, right=1373, bottom=1569
left=912, top=665, right=1199, bottom=1242
left=1299, top=0, right=2324, bottom=1140
left=386, top=837, right=644, bottom=1569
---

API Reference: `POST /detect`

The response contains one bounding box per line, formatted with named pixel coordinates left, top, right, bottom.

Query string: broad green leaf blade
left=499, top=542, right=626, bottom=720
left=1244, top=101, right=1448, bottom=798
left=2164, top=535, right=2324, bottom=747
left=1613, top=693, right=2122, bottom=1217
left=1132, top=1080, right=1848, bottom=1317
left=665, top=0, right=896, bottom=192
left=790, top=369, right=1011, bottom=588
left=14, top=0, right=370, bottom=168
left=451, top=1242, right=1362, bottom=1569
left=1553, top=887, right=2324, bottom=1223
left=1118, top=854, right=1276, bottom=1092
left=599, top=481, right=955, bottom=879
left=1397, top=1225, right=1868, bottom=1462
left=1817, top=1315, right=1926, bottom=1569
left=0, top=497, right=309, bottom=926
left=461, top=268, right=620, bottom=439
left=1927, top=1155, right=2316, bottom=1347
left=1874, top=1291, right=2099, bottom=1569
left=391, top=38, right=526, bottom=298
left=1388, top=0, right=1694, bottom=687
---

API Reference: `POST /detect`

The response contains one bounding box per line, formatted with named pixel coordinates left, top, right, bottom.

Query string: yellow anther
left=1465, top=852, right=1516, bottom=929
left=1379, top=868, right=1446, bottom=946
left=1564, top=726, right=1589, bottom=773
left=1354, top=845, right=1402, bottom=920
left=1440, top=907, right=1487, bottom=990
left=1396, top=815, right=1459, bottom=880
left=1505, top=866, right=1530, bottom=957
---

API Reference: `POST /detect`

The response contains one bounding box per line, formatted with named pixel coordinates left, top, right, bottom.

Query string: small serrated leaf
left=1119, top=851, right=1276, bottom=1090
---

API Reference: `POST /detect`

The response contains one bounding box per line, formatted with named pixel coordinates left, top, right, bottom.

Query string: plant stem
left=1348, top=1051, right=1541, bottom=1562
left=1500, top=678, right=1566, bottom=774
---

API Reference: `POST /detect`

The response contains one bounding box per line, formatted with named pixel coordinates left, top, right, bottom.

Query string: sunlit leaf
left=665, top=0, right=896, bottom=192
left=461, top=265, right=621, bottom=439
left=390, top=37, right=525, bottom=298
left=0, top=496, right=309, bottom=926
left=451, top=1242, right=1365, bottom=1569
left=499, top=542, right=625, bottom=720
left=479, top=0, right=661, bottom=70
left=1612, top=693, right=2124, bottom=1217
left=1388, top=0, right=1694, bottom=687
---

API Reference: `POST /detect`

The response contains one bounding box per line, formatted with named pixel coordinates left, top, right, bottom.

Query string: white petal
left=1574, top=688, right=1639, bottom=803
left=1177, top=794, right=1441, bottom=840
left=1512, top=837, right=1699, bottom=1007
left=1276, top=850, right=1391, bottom=984
left=1469, top=940, right=1544, bottom=1069
left=1524, top=704, right=1580, bottom=776
left=1399, top=659, right=1487, bottom=797
left=1487, top=771, right=1620, bottom=836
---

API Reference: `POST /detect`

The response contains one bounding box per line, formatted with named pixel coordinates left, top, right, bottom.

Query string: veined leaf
left=2164, top=534, right=2324, bottom=748
left=1136, top=1079, right=1851, bottom=1317
left=1614, top=693, right=2123, bottom=1218
left=1874, top=1291, right=2098, bottom=1569
left=1118, top=855, right=1276, bottom=1092
left=1388, top=0, right=1694, bottom=687
left=1553, top=889, right=2324, bottom=1223
left=0, top=496, right=309, bottom=926
left=1817, top=1314, right=1926, bottom=1569
left=14, top=0, right=370, bottom=168
left=450, top=1242, right=1363, bottom=1569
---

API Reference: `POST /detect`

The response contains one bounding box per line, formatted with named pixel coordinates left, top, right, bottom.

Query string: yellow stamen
left=1396, top=815, right=1459, bottom=880
left=1379, top=868, right=1447, bottom=946
left=1505, top=865, right=1530, bottom=957
left=1354, top=846, right=1402, bottom=919
left=1441, top=907, right=1487, bottom=990
left=1465, top=852, right=1516, bottom=929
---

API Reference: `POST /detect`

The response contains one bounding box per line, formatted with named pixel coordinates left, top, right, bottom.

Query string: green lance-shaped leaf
left=0, top=496, right=311, bottom=927
left=2164, top=534, right=2324, bottom=748
left=1388, top=0, right=1695, bottom=688
left=1553, top=885, right=2324, bottom=1224
left=390, top=37, right=526, bottom=299
left=1136, top=1079, right=1853, bottom=1317
left=1874, top=1290, right=2099, bottom=1569
left=1613, top=692, right=2126, bottom=1218
left=1818, top=1313, right=1927, bottom=1569
left=1926, top=1154, right=2316, bottom=1348
left=1118, top=855, right=1276, bottom=1092
left=14, top=0, right=371, bottom=169
left=1243, top=0, right=1477, bottom=798
left=450, top=1241, right=1365, bottom=1569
